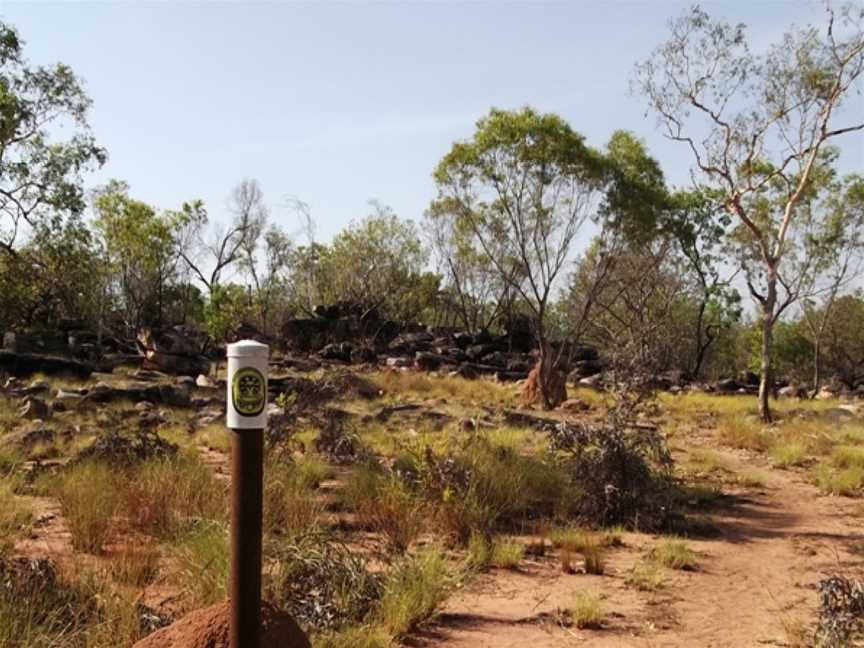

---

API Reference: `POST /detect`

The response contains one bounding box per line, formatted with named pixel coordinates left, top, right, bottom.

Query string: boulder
left=385, top=357, right=412, bottom=368
left=18, top=397, right=52, bottom=420
left=350, top=346, right=377, bottom=364
left=137, top=327, right=210, bottom=377
left=319, top=342, right=353, bottom=362
left=415, top=352, right=443, bottom=371
left=778, top=384, right=804, bottom=399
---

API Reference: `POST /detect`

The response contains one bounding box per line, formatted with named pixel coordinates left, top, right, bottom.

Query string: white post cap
left=227, top=339, right=270, bottom=359
left=226, top=340, right=269, bottom=429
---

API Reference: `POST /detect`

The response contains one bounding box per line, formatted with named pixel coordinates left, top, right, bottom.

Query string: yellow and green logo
left=231, top=367, right=266, bottom=417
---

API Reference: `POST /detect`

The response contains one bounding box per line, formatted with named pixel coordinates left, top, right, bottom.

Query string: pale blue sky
left=3, top=0, right=862, bottom=243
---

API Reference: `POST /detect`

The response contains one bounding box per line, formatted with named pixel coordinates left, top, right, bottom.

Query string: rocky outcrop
left=0, top=350, right=96, bottom=379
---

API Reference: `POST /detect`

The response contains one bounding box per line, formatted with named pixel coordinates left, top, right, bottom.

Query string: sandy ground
left=415, top=446, right=864, bottom=648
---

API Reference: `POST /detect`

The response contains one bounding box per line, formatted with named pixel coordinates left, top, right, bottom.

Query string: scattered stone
left=415, top=351, right=443, bottom=371
left=385, top=357, right=412, bottom=368
left=76, top=430, right=178, bottom=465
left=0, top=350, right=95, bottom=379
left=2, top=425, right=54, bottom=451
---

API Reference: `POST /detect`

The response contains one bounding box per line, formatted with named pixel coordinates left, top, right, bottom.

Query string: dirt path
left=416, top=449, right=864, bottom=648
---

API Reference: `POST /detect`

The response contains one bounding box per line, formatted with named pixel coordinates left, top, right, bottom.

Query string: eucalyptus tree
left=635, top=4, right=864, bottom=420
left=0, top=20, right=106, bottom=256
left=430, top=108, right=607, bottom=408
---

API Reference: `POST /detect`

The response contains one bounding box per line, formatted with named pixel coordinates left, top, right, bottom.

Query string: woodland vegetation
left=1, top=4, right=864, bottom=648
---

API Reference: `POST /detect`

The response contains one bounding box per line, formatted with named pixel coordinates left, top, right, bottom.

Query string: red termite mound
left=132, top=601, right=309, bottom=648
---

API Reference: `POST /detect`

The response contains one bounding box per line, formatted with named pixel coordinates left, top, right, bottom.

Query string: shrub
left=267, top=535, right=382, bottom=634
left=55, top=462, right=120, bottom=554
left=650, top=538, right=698, bottom=570
left=815, top=574, right=864, bottom=648
left=831, top=445, right=864, bottom=470
left=171, top=521, right=229, bottom=606
left=547, top=420, right=673, bottom=529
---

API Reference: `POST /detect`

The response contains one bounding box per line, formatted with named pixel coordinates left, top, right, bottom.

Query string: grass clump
left=831, top=445, right=864, bottom=470
left=171, top=521, right=229, bottom=606
left=718, top=415, right=771, bottom=452
left=769, top=440, right=809, bottom=468
left=815, top=463, right=864, bottom=496
left=562, top=590, right=605, bottom=629
left=649, top=538, right=699, bottom=570
left=264, top=456, right=324, bottom=539
left=108, top=543, right=161, bottom=587
left=466, top=533, right=523, bottom=570
left=342, top=464, right=426, bottom=553
left=122, top=452, right=227, bottom=540
left=548, top=527, right=614, bottom=575
left=626, top=560, right=665, bottom=591
left=0, top=475, right=31, bottom=553
left=375, top=546, right=455, bottom=638
left=54, top=462, right=120, bottom=554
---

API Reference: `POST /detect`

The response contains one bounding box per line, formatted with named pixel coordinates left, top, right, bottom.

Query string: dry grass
left=54, top=462, right=121, bottom=554
left=466, top=534, right=524, bottom=570
left=548, top=527, right=610, bottom=575
left=650, top=538, right=699, bottom=570
left=0, top=475, right=31, bottom=553
left=171, top=521, right=229, bottom=607
left=108, top=543, right=161, bottom=587
left=626, top=559, right=665, bottom=591
left=564, top=590, right=605, bottom=629
left=264, top=456, right=324, bottom=538
left=370, top=372, right=518, bottom=408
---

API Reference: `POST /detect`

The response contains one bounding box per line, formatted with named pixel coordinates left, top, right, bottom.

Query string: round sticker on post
left=226, top=340, right=269, bottom=429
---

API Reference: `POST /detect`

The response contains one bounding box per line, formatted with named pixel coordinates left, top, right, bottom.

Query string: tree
left=427, top=199, right=517, bottom=335
left=800, top=173, right=864, bottom=393
left=0, top=21, right=106, bottom=256
left=665, top=191, right=742, bottom=378
left=93, top=181, right=179, bottom=332
left=819, top=293, right=864, bottom=390
left=431, top=107, right=607, bottom=408
left=175, top=179, right=266, bottom=296
left=635, top=4, right=864, bottom=421
left=320, top=202, right=430, bottom=322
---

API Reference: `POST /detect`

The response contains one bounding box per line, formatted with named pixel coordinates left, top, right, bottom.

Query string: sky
left=3, top=0, right=863, bottom=246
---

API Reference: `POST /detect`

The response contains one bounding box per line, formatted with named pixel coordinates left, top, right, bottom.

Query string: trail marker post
left=226, top=340, right=269, bottom=648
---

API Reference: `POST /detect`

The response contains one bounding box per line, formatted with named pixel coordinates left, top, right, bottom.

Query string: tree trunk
left=812, top=340, right=821, bottom=398
left=758, top=271, right=777, bottom=423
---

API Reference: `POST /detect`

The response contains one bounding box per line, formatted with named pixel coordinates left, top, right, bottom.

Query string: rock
left=131, top=600, right=309, bottom=648
left=579, top=373, right=604, bottom=389
left=350, top=346, right=377, bottom=364
left=2, top=425, right=54, bottom=450
left=715, top=378, right=741, bottom=393
left=18, top=397, right=52, bottom=420
left=415, top=352, right=443, bottom=371
left=195, top=374, right=214, bottom=388
left=385, top=357, right=412, bottom=368
left=76, top=430, right=178, bottom=465
left=319, top=342, right=353, bottom=362
left=561, top=398, right=590, bottom=413
left=0, top=350, right=95, bottom=379
left=83, top=383, right=191, bottom=408
left=459, top=417, right=477, bottom=432
left=132, top=369, right=166, bottom=382
left=137, top=327, right=210, bottom=376
left=495, top=370, right=528, bottom=382
left=466, top=343, right=498, bottom=362
left=779, top=384, right=804, bottom=398
left=816, top=385, right=839, bottom=400
left=738, top=371, right=759, bottom=387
